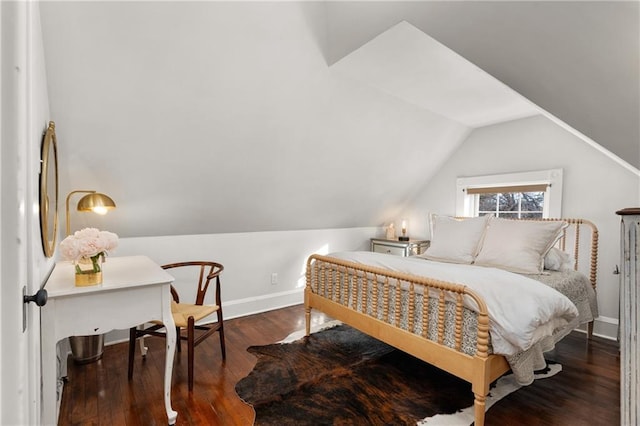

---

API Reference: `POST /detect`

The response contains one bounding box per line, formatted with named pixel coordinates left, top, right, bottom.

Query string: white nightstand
left=370, top=238, right=430, bottom=257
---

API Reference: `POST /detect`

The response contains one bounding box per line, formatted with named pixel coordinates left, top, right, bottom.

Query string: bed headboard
left=451, top=216, right=599, bottom=290
left=494, top=217, right=598, bottom=290
left=542, top=218, right=599, bottom=291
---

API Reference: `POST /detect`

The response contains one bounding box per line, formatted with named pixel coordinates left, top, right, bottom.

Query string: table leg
left=162, top=292, right=178, bottom=425
left=138, top=332, right=148, bottom=357
left=164, top=324, right=177, bottom=424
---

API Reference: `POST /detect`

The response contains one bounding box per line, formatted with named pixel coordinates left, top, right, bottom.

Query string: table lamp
left=65, top=190, right=116, bottom=235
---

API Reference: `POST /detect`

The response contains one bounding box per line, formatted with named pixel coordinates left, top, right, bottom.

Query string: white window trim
left=456, top=169, right=563, bottom=218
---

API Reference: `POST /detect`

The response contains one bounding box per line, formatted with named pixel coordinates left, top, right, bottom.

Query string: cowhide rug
left=235, top=322, right=561, bottom=426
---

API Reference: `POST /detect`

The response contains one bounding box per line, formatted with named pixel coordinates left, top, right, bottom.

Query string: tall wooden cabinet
left=617, top=208, right=640, bottom=426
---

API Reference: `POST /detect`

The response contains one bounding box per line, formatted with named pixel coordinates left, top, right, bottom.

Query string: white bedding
left=326, top=251, right=579, bottom=357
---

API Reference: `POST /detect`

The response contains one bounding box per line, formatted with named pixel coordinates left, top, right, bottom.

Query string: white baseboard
left=223, top=287, right=305, bottom=321
left=573, top=315, right=618, bottom=341
left=592, top=315, right=619, bottom=341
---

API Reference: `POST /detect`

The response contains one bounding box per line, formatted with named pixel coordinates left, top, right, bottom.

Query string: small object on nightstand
left=385, top=223, right=396, bottom=240
left=371, top=238, right=430, bottom=257
left=398, top=219, right=409, bottom=241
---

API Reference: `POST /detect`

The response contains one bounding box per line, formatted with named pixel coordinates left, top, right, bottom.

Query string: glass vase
left=74, top=255, right=103, bottom=286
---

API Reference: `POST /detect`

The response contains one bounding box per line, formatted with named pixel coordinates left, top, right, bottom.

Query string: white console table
left=42, top=255, right=178, bottom=425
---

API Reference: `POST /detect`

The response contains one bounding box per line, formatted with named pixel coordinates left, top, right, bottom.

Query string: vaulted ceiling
left=38, top=1, right=639, bottom=238
left=326, top=1, right=639, bottom=168
left=331, top=21, right=538, bottom=127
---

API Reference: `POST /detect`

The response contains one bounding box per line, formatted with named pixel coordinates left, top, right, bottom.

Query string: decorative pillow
left=419, top=215, right=491, bottom=264
left=474, top=218, right=568, bottom=274
left=544, top=247, right=575, bottom=272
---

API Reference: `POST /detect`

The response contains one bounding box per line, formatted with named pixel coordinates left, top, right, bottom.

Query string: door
left=1, top=2, right=53, bottom=424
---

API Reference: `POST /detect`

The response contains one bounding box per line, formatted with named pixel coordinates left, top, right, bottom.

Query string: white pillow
left=419, top=215, right=491, bottom=264
left=544, top=247, right=575, bottom=272
left=474, top=218, right=568, bottom=274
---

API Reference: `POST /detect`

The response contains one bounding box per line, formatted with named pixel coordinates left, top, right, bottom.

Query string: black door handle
left=24, top=289, right=48, bottom=307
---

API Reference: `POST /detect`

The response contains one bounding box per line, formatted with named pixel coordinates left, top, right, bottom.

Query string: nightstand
left=370, top=238, right=430, bottom=257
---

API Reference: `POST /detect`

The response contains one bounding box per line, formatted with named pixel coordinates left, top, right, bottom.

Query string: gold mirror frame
left=40, top=121, right=59, bottom=257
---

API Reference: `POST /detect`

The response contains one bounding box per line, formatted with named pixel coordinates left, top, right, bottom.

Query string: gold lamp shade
left=65, top=190, right=117, bottom=235
left=77, top=192, right=116, bottom=214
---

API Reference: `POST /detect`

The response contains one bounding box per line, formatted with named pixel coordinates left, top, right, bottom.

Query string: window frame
left=456, top=169, right=563, bottom=218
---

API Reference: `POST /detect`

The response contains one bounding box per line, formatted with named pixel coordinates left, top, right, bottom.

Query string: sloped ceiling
left=326, top=1, right=640, bottom=170
left=40, top=1, right=470, bottom=238
left=38, top=1, right=638, bottom=238
left=331, top=21, right=538, bottom=127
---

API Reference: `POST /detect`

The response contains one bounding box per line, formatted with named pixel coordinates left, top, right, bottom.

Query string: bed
left=304, top=216, right=598, bottom=426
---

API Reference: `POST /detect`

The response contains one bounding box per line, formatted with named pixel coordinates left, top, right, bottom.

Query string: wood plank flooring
left=58, top=305, right=620, bottom=425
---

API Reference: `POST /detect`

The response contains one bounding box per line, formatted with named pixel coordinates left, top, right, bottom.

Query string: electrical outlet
left=271, top=272, right=278, bottom=285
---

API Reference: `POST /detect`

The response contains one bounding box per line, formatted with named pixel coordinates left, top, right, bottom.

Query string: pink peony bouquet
left=59, top=228, right=119, bottom=274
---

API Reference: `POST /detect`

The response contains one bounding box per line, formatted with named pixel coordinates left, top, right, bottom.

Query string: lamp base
left=398, top=236, right=410, bottom=241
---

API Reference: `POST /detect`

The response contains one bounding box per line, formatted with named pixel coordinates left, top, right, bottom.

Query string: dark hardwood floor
left=58, top=305, right=619, bottom=425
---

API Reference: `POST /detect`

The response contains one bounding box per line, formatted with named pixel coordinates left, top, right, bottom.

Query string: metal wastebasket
left=69, top=335, right=104, bottom=364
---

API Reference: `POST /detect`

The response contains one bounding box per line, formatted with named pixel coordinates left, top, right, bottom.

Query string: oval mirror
left=40, top=121, right=59, bottom=257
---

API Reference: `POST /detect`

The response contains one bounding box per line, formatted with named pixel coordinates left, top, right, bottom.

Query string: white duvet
left=326, top=251, right=579, bottom=356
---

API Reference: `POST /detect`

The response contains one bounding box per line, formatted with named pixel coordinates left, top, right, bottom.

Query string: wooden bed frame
left=304, top=218, right=598, bottom=426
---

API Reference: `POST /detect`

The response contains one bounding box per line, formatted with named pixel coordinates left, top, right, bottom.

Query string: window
left=456, top=169, right=563, bottom=218
left=472, top=184, right=547, bottom=218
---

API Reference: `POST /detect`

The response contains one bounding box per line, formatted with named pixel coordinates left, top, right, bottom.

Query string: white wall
left=1, top=1, right=53, bottom=424
left=104, top=226, right=380, bottom=344
left=28, top=1, right=55, bottom=291
left=404, top=114, right=640, bottom=339
left=39, top=1, right=469, bottom=239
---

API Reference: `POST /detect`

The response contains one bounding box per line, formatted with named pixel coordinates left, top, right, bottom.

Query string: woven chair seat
left=150, top=302, right=219, bottom=328
left=171, top=302, right=218, bottom=328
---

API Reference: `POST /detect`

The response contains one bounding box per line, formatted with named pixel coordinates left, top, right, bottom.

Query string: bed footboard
left=305, top=254, right=510, bottom=426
